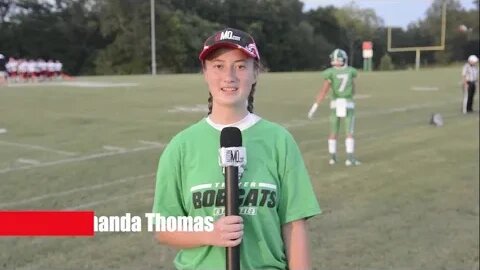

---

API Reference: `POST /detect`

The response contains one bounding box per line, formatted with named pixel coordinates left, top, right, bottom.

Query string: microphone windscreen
left=220, top=127, right=242, bottom=147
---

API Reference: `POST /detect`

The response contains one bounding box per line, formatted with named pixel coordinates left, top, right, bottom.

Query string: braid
left=247, top=83, right=256, bottom=113
left=207, top=92, right=213, bottom=115
left=248, top=61, right=260, bottom=113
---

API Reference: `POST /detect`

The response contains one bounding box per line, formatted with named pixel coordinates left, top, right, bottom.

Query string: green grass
left=0, top=67, right=478, bottom=270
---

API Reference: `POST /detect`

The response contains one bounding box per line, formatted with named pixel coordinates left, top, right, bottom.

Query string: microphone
left=219, top=127, right=246, bottom=270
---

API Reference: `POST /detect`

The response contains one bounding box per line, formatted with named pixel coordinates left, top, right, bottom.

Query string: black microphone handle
left=225, top=166, right=240, bottom=270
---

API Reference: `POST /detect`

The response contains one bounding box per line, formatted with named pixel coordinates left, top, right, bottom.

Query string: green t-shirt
left=322, top=66, right=358, bottom=99
left=152, top=116, right=321, bottom=270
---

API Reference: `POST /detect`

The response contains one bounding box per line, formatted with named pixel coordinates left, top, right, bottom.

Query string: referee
left=462, top=55, right=479, bottom=114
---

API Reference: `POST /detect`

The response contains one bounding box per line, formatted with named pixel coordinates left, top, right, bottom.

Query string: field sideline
left=0, top=66, right=478, bottom=270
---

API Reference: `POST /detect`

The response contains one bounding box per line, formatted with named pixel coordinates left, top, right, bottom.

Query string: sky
left=301, top=0, right=477, bottom=28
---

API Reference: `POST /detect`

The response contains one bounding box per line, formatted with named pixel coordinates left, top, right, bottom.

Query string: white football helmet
left=330, top=49, right=348, bottom=66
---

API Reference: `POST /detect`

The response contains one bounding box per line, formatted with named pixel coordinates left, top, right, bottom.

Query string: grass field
left=0, top=66, right=478, bottom=270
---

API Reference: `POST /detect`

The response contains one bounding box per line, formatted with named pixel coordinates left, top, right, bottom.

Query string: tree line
left=0, top=0, right=478, bottom=75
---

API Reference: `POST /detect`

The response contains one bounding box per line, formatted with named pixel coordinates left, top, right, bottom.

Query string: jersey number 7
left=336, top=74, right=349, bottom=92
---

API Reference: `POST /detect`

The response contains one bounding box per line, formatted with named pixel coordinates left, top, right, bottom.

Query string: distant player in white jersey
left=27, top=59, right=37, bottom=82
left=47, top=59, right=56, bottom=80
left=54, top=60, right=63, bottom=79
left=18, top=59, right=28, bottom=83
left=307, top=49, right=360, bottom=166
left=6, top=57, right=18, bottom=83
left=37, top=58, right=47, bottom=81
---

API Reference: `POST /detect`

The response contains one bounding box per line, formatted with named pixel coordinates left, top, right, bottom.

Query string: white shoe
left=329, top=158, right=336, bottom=165
left=345, top=159, right=361, bottom=166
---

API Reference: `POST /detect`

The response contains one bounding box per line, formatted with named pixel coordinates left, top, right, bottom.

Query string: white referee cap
left=468, top=55, right=478, bottom=64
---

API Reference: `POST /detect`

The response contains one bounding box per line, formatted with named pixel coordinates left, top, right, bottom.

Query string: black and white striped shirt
left=462, top=63, right=479, bottom=82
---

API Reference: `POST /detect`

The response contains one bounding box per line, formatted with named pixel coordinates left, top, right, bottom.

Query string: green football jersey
left=322, top=66, right=358, bottom=99
left=152, top=116, right=321, bottom=270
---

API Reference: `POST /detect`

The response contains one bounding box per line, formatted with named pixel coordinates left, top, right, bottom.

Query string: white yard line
left=139, top=140, right=165, bottom=147
left=16, top=158, right=41, bottom=165
left=0, top=140, right=77, bottom=156
left=0, top=144, right=164, bottom=175
left=355, top=94, right=371, bottom=99
left=48, top=112, right=192, bottom=125
left=168, top=104, right=209, bottom=113
left=102, top=145, right=127, bottom=152
left=411, top=86, right=439, bottom=91
left=0, top=173, right=155, bottom=208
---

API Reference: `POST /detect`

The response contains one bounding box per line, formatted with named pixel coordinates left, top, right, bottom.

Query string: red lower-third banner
left=0, top=211, right=94, bottom=236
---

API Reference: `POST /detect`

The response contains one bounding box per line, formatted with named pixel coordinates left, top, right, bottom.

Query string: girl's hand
left=207, top=215, right=243, bottom=247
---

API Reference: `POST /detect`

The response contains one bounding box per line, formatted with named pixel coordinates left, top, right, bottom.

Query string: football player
left=307, top=49, right=360, bottom=166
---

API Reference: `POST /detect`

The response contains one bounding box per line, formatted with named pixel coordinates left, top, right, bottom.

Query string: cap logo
left=247, top=43, right=258, bottom=58
left=220, top=30, right=241, bottom=41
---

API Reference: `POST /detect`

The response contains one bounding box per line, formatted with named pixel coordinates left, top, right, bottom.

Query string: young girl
left=152, top=27, right=321, bottom=270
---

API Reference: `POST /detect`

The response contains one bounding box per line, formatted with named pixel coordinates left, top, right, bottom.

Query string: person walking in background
left=462, top=55, right=479, bottom=114
left=307, top=49, right=361, bottom=166
left=0, top=54, right=7, bottom=86
left=152, top=27, right=321, bottom=269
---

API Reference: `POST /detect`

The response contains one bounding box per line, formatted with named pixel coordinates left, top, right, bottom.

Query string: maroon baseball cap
left=199, top=28, right=260, bottom=61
